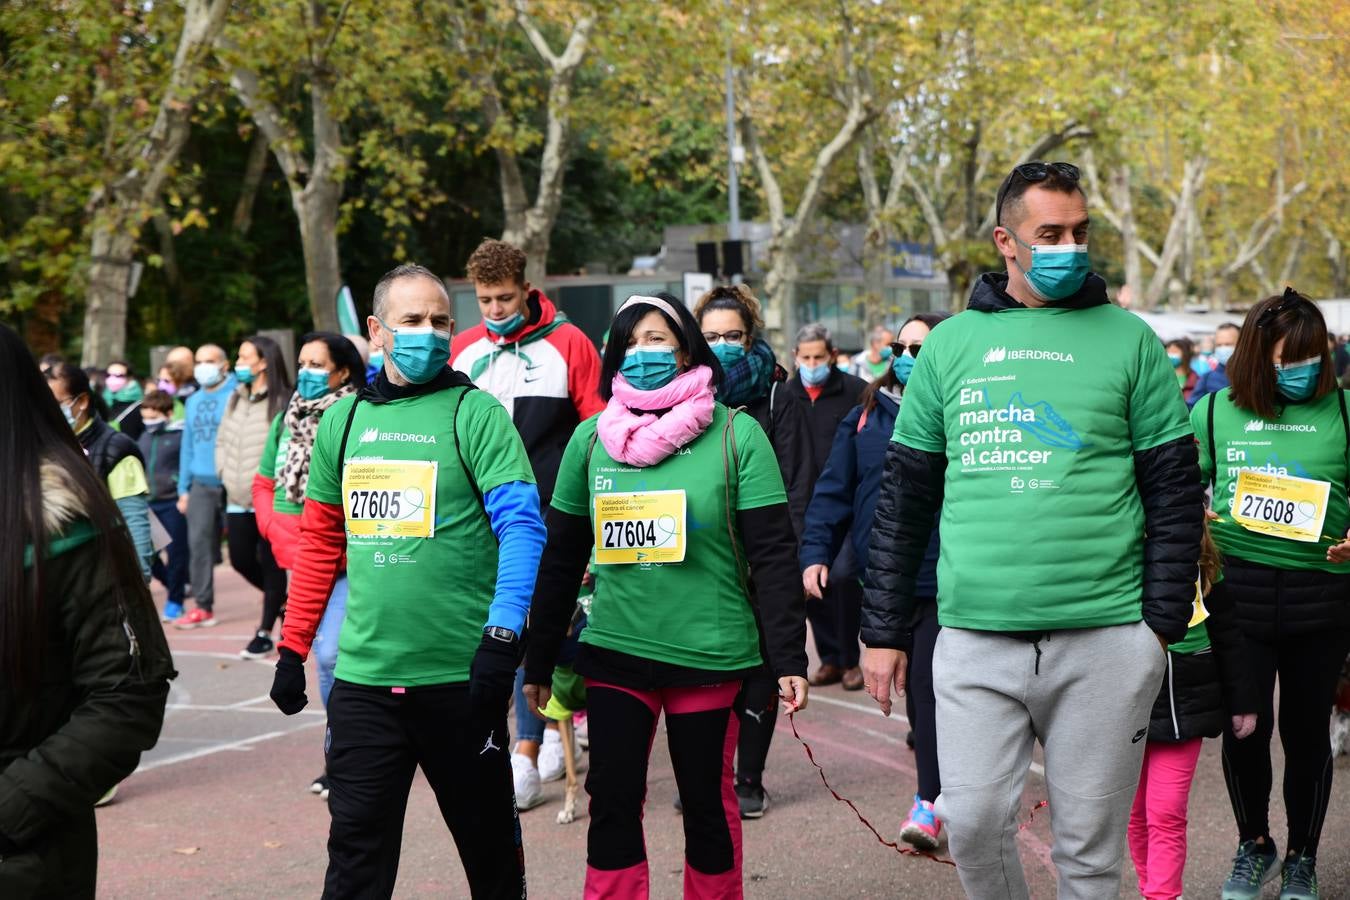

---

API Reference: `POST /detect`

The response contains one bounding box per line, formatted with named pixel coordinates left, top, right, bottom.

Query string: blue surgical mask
left=61, top=399, right=78, bottom=428
left=620, top=346, right=679, bottom=391
left=1012, top=236, right=1091, bottom=302
left=799, top=363, right=830, bottom=387
left=369, top=351, right=384, bottom=370
left=1167, top=353, right=1183, bottom=368
left=485, top=311, right=525, bottom=337
left=296, top=368, right=332, bottom=400
left=892, top=353, right=916, bottom=385
left=711, top=341, right=746, bottom=369
left=234, top=364, right=255, bottom=385
left=879, top=345, right=894, bottom=361
left=1275, top=357, right=1320, bottom=401
left=378, top=317, right=451, bottom=384
left=1213, top=345, right=1235, bottom=367
left=194, top=362, right=223, bottom=387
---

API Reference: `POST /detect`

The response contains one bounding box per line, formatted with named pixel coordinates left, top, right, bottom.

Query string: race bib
left=593, top=490, right=686, bottom=565
left=1231, top=469, right=1330, bottom=544
left=342, top=460, right=437, bottom=538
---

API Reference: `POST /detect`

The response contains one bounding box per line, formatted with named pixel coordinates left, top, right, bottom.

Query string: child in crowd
left=1128, top=526, right=1257, bottom=899
left=137, top=389, right=190, bottom=621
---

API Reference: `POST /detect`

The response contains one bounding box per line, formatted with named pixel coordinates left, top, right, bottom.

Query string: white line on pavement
left=165, top=703, right=325, bottom=717
left=135, top=721, right=324, bottom=773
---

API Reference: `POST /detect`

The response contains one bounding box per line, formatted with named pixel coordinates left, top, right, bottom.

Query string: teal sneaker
left=1280, top=852, right=1318, bottom=900
left=1222, top=839, right=1281, bottom=899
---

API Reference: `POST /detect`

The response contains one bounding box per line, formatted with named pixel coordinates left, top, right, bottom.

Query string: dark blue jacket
left=1187, top=364, right=1229, bottom=408
left=799, top=392, right=939, bottom=598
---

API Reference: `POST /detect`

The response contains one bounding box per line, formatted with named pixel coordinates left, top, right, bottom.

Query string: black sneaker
left=1222, top=839, right=1281, bottom=899
left=735, top=781, right=769, bottom=819
left=240, top=630, right=274, bottom=659
left=310, top=773, right=329, bottom=801
left=1281, top=852, right=1318, bottom=899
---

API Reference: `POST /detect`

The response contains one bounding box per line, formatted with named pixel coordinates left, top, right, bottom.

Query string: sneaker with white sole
left=161, top=601, right=184, bottom=623
left=1222, top=839, right=1281, bottom=899
left=574, top=711, right=589, bottom=749
left=512, top=751, right=544, bottom=810
left=1331, top=711, right=1350, bottom=758
left=240, top=630, right=274, bottom=659
left=538, top=726, right=586, bottom=783
left=310, top=773, right=329, bottom=800
left=900, top=794, right=943, bottom=851
left=174, top=608, right=215, bottom=629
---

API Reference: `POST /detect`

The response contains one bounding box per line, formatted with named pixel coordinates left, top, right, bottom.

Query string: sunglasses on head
left=891, top=341, right=922, bottom=358
left=1256, top=286, right=1311, bottom=329
left=996, top=161, right=1081, bottom=226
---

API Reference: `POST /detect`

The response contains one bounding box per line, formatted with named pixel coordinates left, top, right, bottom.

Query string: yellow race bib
left=1231, top=469, right=1330, bottom=544
left=593, top=490, right=686, bottom=565
left=342, top=460, right=438, bottom=538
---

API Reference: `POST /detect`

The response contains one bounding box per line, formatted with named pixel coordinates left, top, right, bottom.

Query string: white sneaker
left=1332, top=710, right=1350, bottom=757
left=511, top=751, right=544, bottom=810
left=574, top=713, right=589, bottom=749
left=538, top=726, right=586, bottom=783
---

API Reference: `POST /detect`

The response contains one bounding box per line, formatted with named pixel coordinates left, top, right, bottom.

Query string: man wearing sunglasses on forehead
left=862, top=161, right=1203, bottom=898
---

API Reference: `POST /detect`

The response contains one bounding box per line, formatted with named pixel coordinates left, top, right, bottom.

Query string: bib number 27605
left=342, top=459, right=438, bottom=538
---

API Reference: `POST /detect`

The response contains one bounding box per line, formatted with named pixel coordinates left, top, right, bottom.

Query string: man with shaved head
left=173, top=342, right=237, bottom=628
left=862, top=162, right=1202, bottom=896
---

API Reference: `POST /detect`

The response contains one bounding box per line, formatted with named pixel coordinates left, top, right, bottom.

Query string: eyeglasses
left=1256, top=286, right=1310, bottom=329
left=996, top=161, right=1081, bottom=226
left=891, top=341, right=922, bottom=358
left=703, top=330, right=746, bottom=344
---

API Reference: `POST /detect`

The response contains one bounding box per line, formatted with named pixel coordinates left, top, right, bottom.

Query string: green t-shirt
left=305, top=387, right=535, bottom=686
left=896, top=303, right=1194, bottom=632
left=1191, top=387, right=1350, bottom=573
left=259, top=413, right=302, bottom=516
left=550, top=404, right=786, bottom=672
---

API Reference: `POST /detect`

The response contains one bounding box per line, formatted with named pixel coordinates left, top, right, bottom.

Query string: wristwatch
left=483, top=625, right=519, bottom=644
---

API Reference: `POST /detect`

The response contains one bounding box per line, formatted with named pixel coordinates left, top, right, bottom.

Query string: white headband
left=617, top=294, right=685, bottom=334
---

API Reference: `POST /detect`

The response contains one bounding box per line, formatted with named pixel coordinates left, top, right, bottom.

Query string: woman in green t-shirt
left=1193, top=289, right=1350, bottom=896
left=524, top=292, right=808, bottom=899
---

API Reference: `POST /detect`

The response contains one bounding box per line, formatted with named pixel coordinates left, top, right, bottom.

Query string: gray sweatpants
left=186, top=483, right=225, bottom=612
left=931, top=621, right=1165, bottom=900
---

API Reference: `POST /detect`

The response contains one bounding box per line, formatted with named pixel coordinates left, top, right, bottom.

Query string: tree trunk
left=82, top=221, right=138, bottom=365
left=1113, top=166, right=1145, bottom=309
left=501, top=219, right=550, bottom=287
left=232, top=131, right=270, bottom=235
left=294, top=181, right=343, bottom=333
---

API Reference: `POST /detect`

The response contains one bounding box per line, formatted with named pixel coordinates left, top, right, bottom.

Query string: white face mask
left=194, top=361, right=224, bottom=387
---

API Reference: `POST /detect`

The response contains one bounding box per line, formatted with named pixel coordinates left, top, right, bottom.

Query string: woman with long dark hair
left=692, top=283, right=812, bottom=818
left=216, top=334, right=293, bottom=659
left=252, top=332, right=363, bottom=798
left=523, top=293, right=807, bottom=897
left=0, top=323, right=174, bottom=896
left=1193, top=289, right=1350, bottom=897
left=801, top=311, right=949, bottom=851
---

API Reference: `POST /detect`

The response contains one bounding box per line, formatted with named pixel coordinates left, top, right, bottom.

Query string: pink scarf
left=597, top=366, right=716, bottom=467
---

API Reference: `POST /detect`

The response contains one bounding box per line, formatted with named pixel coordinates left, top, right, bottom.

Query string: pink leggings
left=1128, top=738, right=1203, bottom=900
left=582, top=679, right=743, bottom=900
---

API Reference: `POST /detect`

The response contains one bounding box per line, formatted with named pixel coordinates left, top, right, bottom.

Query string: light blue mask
left=1275, top=358, right=1320, bottom=401
left=879, top=345, right=894, bottom=361
left=1167, top=353, right=1183, bottom=368
left=61, top=399, right=78, bottom=428
left=1012, top=236, right=1091, bottom=302
left=369, top=351, right=384, bottom=370
left=194, top=361, right=224, bottom=388
left=296, top=368, right=332, bottom=400
left=234, top=365, right=255, bottom=385
left=711, top=341, right=747, bottom=369
left=378, top=317, right=451, bottom=384
left=799, top=363, right=830, bottom=387
left=1213, top=345, right=1235, bottom=367
left=892, top=353, right=916, bottom=385
left=485, top=311, right=526, bottom=337
left=620, top=346, right=679, bottom=391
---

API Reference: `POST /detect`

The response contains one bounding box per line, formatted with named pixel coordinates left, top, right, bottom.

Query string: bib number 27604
left=594, top=490, right=686, bottom=565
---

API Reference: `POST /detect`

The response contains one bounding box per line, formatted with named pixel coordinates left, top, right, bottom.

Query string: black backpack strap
left=451, top=385, right=484, bottom=507
left=722, top=408, right=752, bottom=599
left=1338, top=389, right=1349, bottom=484
left=335, top=397, right=362, bottom=471
left=1206, top=392, right=1218, bottom=493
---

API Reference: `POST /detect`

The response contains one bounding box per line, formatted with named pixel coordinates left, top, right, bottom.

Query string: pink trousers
left=1128, top=738, right=1203, bottom=900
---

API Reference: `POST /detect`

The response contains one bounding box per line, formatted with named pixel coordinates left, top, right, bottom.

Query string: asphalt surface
left=95, top=566, right=1350, bottom=898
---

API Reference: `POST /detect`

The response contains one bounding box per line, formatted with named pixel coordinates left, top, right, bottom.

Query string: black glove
left=270, top=647, right=309, bottom=715
left=469, top=634, right=521, bottom=722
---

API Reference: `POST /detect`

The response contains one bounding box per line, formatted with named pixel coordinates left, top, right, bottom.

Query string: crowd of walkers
left=3, top=161, right=1350, bottom=900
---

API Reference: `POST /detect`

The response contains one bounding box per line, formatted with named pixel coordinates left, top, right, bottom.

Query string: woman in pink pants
left=1130, top=531, right=1257, bottom=899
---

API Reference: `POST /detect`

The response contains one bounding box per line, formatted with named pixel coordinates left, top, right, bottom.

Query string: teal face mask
left=799, top=363, right=830, bottom=387
left=620, top=346, right=679, bottom=391
left=711, top=341, right=747, bottom=369
left=1012, top=236, right=1091, bottom=302
left=485, top=311, right=525, bottom=337
left=1167, top=353, right=1182, bottom=367
left=892, top=353, right=916, bottom=385
left=879, top=345, right=894, bottom=361
left=369, top=351, right=384, bottom=370
left=1275, top=357, right=1320, bottom=401
left=378, top=317, right=451, bottom=384
left=296, top=368, right=332, bottom=400
left=234, top=365, right=255, bottom=386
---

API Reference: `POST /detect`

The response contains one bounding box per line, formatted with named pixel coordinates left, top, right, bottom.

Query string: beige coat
left=214, top=386, right=275, bottom=509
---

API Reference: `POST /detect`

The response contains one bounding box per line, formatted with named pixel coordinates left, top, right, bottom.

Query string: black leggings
left=1222, top=627, right=1350, bottom=856
left=735, top=667, right=778, bottom=786
left=226, top=512, right=286, bottom=632
left=903, top=602, right=942, bottom=803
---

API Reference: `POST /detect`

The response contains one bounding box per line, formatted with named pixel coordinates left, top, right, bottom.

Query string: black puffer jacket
left=862, top=272, right=1202, bottom=651
left=783, top=366, right=869, bottom=478
left=0, top=462, right=175, bottom=898
left=1222, top=556, right=1350, bottom=637
left=1148, top=581, right=1256, bottom=742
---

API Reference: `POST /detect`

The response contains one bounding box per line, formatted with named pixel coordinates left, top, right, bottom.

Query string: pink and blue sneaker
left=900, top=794, right=942, bottom=851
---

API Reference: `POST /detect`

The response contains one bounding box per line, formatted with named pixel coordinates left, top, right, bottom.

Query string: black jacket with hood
left=861, top=272, right=1203, bottom=651
left=0, top=461, right=175, bottom=898
left=783, top=365, right=869, bottom=480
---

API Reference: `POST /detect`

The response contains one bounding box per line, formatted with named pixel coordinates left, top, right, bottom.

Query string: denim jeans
left=314, top=576, right=349, bottom=708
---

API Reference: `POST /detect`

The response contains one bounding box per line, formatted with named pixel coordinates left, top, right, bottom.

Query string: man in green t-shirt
left=860, top=162, right=1203, bottom=898
left=267, top=264, right=547, bottom=898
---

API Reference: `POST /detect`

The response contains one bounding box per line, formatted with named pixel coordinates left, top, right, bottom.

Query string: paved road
left=95, top=567, right=1350, bottom=898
